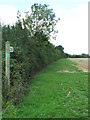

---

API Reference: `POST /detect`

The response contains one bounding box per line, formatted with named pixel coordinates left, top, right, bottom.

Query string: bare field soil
left=69, top=58, right=89, bottom=72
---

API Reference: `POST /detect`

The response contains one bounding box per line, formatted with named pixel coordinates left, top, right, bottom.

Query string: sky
left=0, top=0, right=89, bottom=55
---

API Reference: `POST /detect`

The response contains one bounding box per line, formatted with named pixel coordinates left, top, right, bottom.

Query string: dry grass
left=57, top=70, right=76, bottom=73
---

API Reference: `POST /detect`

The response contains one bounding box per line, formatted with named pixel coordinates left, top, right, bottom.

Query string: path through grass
left=3, top=58, right=88, bottom=118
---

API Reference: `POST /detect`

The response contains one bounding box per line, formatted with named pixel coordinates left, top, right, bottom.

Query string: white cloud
left=51, top=4, right=88, bottom=54
left=0, top=4, right=18, bottom=25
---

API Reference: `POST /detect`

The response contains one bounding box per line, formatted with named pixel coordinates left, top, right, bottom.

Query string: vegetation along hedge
left=2, top=3, right=66, bottom=106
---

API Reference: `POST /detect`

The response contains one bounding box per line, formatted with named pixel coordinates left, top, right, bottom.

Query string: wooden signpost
left=5, top=41, right=10, bottom=88
left=5, top=41, right=13, bottom=88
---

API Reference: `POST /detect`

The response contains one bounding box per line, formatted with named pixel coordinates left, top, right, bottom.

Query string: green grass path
left=3, top=58, right=88, bottom=118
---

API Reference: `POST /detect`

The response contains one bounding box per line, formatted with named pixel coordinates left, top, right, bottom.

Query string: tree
left=55, top=45, right=64, bottom=54
left=55, top=45, right=66, bottom=58
left=22, top=3, right=60, bottom=39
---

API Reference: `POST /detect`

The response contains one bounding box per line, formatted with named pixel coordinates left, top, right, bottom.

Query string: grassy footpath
left=3, top=58, right=88, bottom=118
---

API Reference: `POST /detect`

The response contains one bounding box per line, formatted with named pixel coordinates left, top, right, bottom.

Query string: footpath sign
left=10, top=46, right=13, bottom=53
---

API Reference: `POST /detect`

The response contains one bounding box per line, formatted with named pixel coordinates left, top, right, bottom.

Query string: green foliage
left=55, top=45, right=66, bottom=58
left=2, top=4, right=64, bottom=106
left=65, top=53, right=90, bottom=58
left=22, top=3, right=60, bottom=39
left=55, top=45, right=64, bottom=53
left=3, top=59, right=88, bottom=118
left=2, top=102, right=18, bottom=118
left=69, top=54, right=90, bottom=58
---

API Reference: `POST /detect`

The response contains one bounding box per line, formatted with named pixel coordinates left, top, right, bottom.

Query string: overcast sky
left=0, top=0, right=89, bottom=55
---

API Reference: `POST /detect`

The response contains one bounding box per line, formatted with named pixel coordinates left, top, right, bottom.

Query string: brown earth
left=57, top=70, right=76, bottom=73
left=68, top=58, right=89, bottom=72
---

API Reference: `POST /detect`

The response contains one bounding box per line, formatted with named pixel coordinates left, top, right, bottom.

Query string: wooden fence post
left=5, top=41, right=10, bottom=88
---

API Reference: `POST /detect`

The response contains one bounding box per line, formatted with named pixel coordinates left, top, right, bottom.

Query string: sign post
left=5, top=41, right=10, bottom=88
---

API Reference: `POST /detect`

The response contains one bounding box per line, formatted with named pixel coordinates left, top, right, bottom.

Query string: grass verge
left=3, top=58, right=88, bottom=118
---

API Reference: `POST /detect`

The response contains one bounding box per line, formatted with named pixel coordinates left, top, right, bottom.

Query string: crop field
left=69, top=58, right=89, bottom=72
left=3, top=58, right=88, bottom=118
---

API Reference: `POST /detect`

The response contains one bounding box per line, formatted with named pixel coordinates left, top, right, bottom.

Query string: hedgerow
left=2, top=3, right=65, bottom=105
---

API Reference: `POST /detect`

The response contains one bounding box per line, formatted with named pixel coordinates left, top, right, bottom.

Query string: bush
left=2, top=102, right=18, bottom=118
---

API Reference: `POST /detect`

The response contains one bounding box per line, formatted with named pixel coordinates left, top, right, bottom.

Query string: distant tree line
left=65, top=53, right=90, bottom=58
